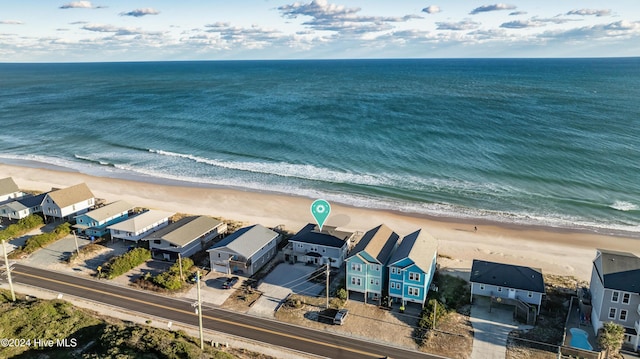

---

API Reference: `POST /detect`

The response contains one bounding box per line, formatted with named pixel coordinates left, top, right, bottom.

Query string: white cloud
left=566, top=9, right=611, bottom=17
left=509, top=11, right=527, bottom=16
left=0, top=20, right=23, bottom=25
left=82, top=24, right=146, bottom=36
left=500, top=20, right=542, bottom=29
left=120, top=8, right=161, bottom=17
left=436, top=20, right=480, bottom=31
left=59, top=1, right=105, bottom=9
left=422, top=5, right=441, bottom=14
left=470, top=4, right=516, bottom=15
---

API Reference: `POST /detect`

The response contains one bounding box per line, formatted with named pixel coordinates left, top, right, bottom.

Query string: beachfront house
left=589, top=249, right=640, bottom=351
left=345, top=224, right=399, bottom=305
left=0, top=177, right=23, bottom=203
left=73, top=200, right=134, bottom=238
left=0, top=193, right=46, bottom=220
left=470, top=259, right=545, bottom=317
left=41, top=183, right=95, bottom=221
left=208, top=224, right=281, bottom=276
left=107, top=210, right=175, bottom=242
left=146, top=215, right=227, bottom=260
left=284, top=223, right=354, bottom=268
left=387, top=229, right=438, bottom=307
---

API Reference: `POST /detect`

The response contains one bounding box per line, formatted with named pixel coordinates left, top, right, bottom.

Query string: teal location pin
left=310, top=199, right=331, bottom=231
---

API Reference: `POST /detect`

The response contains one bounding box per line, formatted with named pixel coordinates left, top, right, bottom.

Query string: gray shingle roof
left=147, top=216, right=223, bottom=247
left=0, top=177, right=20, bottom=196
left=208, top=224, right=279, bottom=258
left=470, top=259, right=545, bottom=293
left=107, top=210, right=175, bottom=233
left=388, top=229, right=438, bottom=272
left=17, top=193, right=46, bottom=208
left=47, top=183, right=94, bottom=208
left=597, top=249, right=640, bottom=293
left=348, top=224, right=398, bottom=264
left=79, top=200, right=133, bottom=222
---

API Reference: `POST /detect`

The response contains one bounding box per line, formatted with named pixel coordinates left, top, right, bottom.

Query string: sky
left=1, top=0, right=639, bottom=62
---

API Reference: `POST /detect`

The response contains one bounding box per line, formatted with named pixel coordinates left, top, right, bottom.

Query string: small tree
left=598, top=322, right=624, bottom=358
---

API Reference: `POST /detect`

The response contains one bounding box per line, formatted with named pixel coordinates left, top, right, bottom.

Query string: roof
left=17, top=193, right=46, bottom=208
left=289, top=223, right=349, bottom=248
left=79, top=200, right=133, bottom=222
left=208, top=224, right=279, bottom=258
left=470, top=259, right=545, bottom=293
left=389, top=229, right=438, bottom=272
left=107, top=210, right=175, bottom=232
left=348, top=224, right=398, bottom=264
left=148, top=216, right=223, bottom=247
left=0, top=177, right=20, bottom=196
left=46, top=183, right=95, bottom=208
left=597, top=249, right=640, bottom=293
left=0, top=201, right=27, bottom=212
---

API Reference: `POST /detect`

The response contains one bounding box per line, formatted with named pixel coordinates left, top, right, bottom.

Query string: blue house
left=345, top=224, right=399, bottom=305
left=387, top=229, right=438, bottom=307
left=74, top=200, right=134, bottom=237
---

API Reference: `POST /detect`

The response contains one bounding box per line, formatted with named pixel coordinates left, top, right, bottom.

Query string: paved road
left=12, top=264, right=443, bottom=359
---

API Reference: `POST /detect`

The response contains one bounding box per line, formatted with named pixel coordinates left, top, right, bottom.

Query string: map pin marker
left=310, top=199, right=331, bottom=231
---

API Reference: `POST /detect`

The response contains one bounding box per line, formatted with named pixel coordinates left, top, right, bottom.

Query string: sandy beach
left=2, top=162, right=638, bottom=282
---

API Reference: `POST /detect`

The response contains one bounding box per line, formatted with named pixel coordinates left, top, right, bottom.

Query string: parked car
left=333, top=309, right=349, bottom=325
left=222, top=276, right=239, bottom=289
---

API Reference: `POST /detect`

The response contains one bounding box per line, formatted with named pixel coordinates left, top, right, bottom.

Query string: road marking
left=14, top=269, right=382, bottom=358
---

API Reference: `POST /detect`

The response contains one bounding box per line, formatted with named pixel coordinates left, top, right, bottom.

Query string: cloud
left=436, top=20, right=480, bottom=31
left=278, top=0, right=421, bottom=35
left=82, top=24, right=147, bottom=36
left=422, top=5, right=440, bottom=14
left=566, top=9, right=611, bottom=17
left=69, top=21, right=88, bottom=25
left=539, top=20, right=640, bottom=42
left=500, top=20, right=542, bottom=29
left=120, top=8, right=160, bottom=17
left=59, top=1, right=105, bottom=9
left=509, top=11, right=527, bottom=16
left=0, top=20, right=23, bottom=25
left=470, top=3, right=516, bottom=15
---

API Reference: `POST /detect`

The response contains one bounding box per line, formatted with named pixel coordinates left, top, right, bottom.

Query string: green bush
left=150, top=257, right=194, bottom=291
left=336, top=288, right=347, bottom=301
left=9, top=222, right=71, bottom=258
left=104, top=248, right=151, bottom=279
left=0, top=214, right=44, bottom=241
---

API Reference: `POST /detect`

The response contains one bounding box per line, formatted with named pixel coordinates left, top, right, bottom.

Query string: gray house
left=208, top=224, right=281, bottom=276
left=146, top=216, right=227, bottom=260
left=284, top=223, right=354, bottom=268
left=470, top=259, right=545, bottom=314
left=0, top=177, right=22, bottom=203
left=590, top=249, right=640, bottom=351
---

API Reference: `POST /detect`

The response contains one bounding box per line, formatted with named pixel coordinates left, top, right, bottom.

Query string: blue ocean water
left=0, top=59, right=639, bottom=235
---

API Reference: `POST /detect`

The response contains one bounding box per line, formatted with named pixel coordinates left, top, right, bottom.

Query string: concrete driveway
left=470, top=297, right=533, bottom=359
left=248, top=263, right=324, bottom=317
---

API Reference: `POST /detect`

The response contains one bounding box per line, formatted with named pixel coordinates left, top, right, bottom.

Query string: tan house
left=42, top=183, right=95, bottom=221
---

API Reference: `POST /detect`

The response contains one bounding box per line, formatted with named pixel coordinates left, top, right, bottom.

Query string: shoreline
left=2, top=161, right=639, bottom=282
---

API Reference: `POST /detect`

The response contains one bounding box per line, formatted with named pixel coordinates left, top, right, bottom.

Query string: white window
left=609, top=307, right=617, bottom=319
left=479, top=284, right=485, bottom=290
left=351, top=277, right=361, bottom=286
left=497, top=287, right=503, bottom=292
left=622, top=293, right=630, bottom=304
left=350, top=263, right=362, bottom=272
left=391, top=282, right=400, bottom=289
left=390, top=267, right=397, bottom=275
left=611, top=291, right=620, bottom=303
left=372, top=264, right=380, bottom=271
left=527, top=291, right=533, bottom=298
left=619, top=310, right=627, bottom=321
left=408, top=287, right=420, bottom=296
left=409, top=272, right=421, bottom=281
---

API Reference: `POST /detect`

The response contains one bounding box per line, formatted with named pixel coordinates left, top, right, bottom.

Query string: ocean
left=0, top=58, right=639, bottom=236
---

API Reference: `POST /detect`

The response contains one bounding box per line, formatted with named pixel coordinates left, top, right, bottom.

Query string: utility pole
left=196, top=270, right=204, bottom=350
left=2, top=240, right=16, bottom=302
left=325, top=262, right=330, bottom=309
left=178, top=253, right=184, bottom=282
left=73, top=230, right=80, bottom=255
left=432, top=300, right=437, bottom=329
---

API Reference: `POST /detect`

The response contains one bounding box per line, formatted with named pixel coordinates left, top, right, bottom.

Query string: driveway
left=470, top=296, right=533, bottom=359
left=248, top=263, right=324, bottom=317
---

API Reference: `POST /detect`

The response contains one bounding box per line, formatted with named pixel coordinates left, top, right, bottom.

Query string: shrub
left=150, top=257, right=194, bottom=291
left=414, top=298, right=448, bottom=344
left=10, top=222, right=71, bottom=258
left=104, top=248, right=151, bottom=279
left=0, top=214, right=44, bottom=241
left=336, top=288, right=347, bottom=301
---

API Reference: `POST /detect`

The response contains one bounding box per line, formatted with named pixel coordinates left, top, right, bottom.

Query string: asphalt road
left=12, top=264, right=444, bottom=359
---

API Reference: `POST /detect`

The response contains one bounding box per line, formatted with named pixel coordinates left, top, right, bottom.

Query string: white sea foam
left=609, top=201, right=638, bottom=211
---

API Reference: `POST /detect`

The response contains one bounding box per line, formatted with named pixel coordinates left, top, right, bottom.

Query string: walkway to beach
left=470, top=296, right=533, bottom=359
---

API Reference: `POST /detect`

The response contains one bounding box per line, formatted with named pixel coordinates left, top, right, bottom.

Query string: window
left=350, top=263, right=362, bottom=272
left=351, top=277, right=361, bottom=286
left=527, top=291, right=533, bottom=298
left=391, top=282, right=400, bottom=290
left=611, top=291, right=620, bottom=303
left=408, top=287, right=420, bottom=296
left=497, top=287, right=503, bottom=292
left=622, top=293, right=630, bottom=304
left=409, top=272, right=421, bottom=281
left=609, top=307, right=617, bottom=319
left=619, top=310, right=627, bottom=321
left=479, top=284, right=485, bottom=290
left=390, top=267, right=397, bottom=275
left=370, top=278, right=379, bottom=286
left=372, top=264, right=380, bottom=271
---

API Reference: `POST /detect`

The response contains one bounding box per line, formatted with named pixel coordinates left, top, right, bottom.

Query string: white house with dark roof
left=146, top=216, right=227, bottom=260
left=345, top=224, right=399, bottom=304
left=108, top=210, right=175, bottom=242
left=73, top=200, right=134, bottom=237
left=590, top=249, right=640, bottom=351
left=0, top=177, right=22, bottom=203
left=208, top=224, right=281, bottom=276
left=387, top=229, right=438, bottom=307
left=284, top=223, right=354, bottom=268
left=41, top=183, right=95, bottom=221
left=470, top=259, right=545, bottom=314
left=0, top=193, right=46, bottom=220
